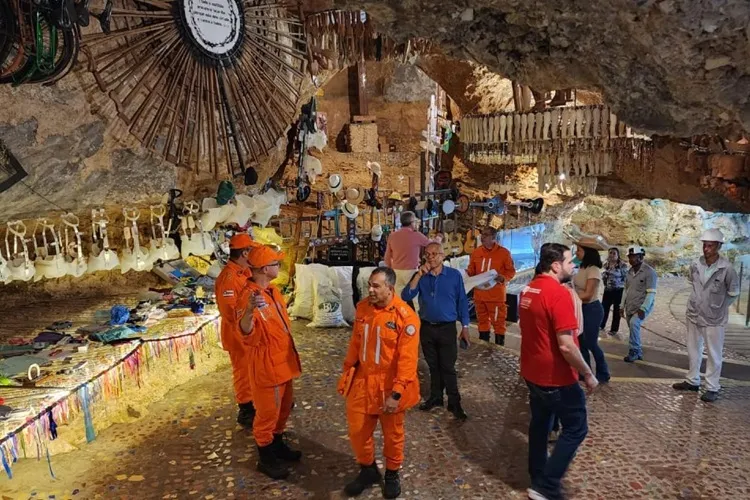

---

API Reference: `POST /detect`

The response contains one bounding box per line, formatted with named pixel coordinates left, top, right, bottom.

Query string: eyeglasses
left=265, top=262, right=281, bottom=268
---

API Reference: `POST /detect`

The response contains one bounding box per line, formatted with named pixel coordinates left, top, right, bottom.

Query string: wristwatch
left=391, top=392, right=402, bottom=401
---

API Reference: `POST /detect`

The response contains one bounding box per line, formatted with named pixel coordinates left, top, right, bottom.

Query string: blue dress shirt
left=401, top=266, right=470, bottom=326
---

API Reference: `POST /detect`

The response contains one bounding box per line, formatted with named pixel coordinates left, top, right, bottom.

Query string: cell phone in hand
left=459, top=337, right=469, bottom=350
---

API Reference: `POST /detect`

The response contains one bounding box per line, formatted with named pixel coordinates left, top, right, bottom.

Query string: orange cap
left=229, top=233, right=255, bottom=250
left=248, top=245, right=285, bottom=268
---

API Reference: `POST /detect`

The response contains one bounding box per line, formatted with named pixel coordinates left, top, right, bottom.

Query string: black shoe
left=701, top=390, right=719, bottom=403
left=673, top=381, right=700, bottom=392
left=257, top=443, right=290, bottom=480
left=383, top=469, right=401, bottom=499
left=495, top=334, right=505, bottom=346
left=344, top=463, right=381, bottom=497
left=623, top=351, right=642, bottom=363
left=447, top=403, right=468, bottom=421
left=479, top=331, right=490, bottom=342
left=237, top=402, right=256, bottom=429
left=272, top=433, right=302, bottom=462
left=419, top=398, right=444, bottom=411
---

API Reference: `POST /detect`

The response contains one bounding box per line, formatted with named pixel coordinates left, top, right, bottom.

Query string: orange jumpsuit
left=215, top=260, right=254, bottom=405
left=342, top=296, right=421, bottom=471
left=243, top=281, right=302, bottom=447
left=467, top=244, right=516, bottom=336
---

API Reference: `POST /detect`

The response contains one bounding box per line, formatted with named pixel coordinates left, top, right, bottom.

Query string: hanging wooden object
left=81, top=0, right=307, bottom=178
left=460, top=104, right=654, bottom=195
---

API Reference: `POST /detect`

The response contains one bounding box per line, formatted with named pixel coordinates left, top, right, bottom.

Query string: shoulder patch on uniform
left=223, top=290, right=235, bottom=297
left=405, top=324, right=417, bottom=336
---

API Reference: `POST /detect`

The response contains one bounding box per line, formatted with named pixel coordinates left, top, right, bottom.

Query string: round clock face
left=181, top=0, right=243, bottom=56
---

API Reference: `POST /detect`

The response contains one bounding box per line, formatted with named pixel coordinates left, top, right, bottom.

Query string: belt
left=421, top=320, right=454, bottom=326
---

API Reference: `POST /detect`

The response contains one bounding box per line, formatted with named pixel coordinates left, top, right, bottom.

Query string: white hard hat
left=700, top=228, right=725, bottom=243
left=371, top=224, right=383, bottom=242
left=328, top=174, right=343, bottom=193
left=627, top=245, right=646, bottom=255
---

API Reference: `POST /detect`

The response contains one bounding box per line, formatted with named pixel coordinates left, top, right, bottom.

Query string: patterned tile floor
left=3, top=316, right=750, bottom=500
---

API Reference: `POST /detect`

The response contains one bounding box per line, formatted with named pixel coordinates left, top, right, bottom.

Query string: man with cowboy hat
left=673, top=228, right=739, bottom=402
left=620, top=245, right=657, bottom=363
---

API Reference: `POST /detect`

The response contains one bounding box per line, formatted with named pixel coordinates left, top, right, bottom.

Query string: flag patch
left=223, top=290, right=235, bottom=297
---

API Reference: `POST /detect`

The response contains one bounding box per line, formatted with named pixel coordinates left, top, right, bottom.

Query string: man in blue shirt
left=402, top=242, right=471, bottom=420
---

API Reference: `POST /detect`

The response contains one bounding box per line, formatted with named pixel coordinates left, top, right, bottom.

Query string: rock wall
left=335, top=0, right=750, bottom=138
left=0, top=79, right=193, bottom=222
left=546, top=196, right=750, bottom=272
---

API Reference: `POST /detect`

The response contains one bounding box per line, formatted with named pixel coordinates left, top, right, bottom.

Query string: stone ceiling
left=334, top=0, right=750, bottom=138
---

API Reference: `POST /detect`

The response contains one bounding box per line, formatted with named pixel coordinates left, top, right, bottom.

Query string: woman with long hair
left=573, top=241, right=610, bottom=383
left=601, top=248, right=629, bottom=336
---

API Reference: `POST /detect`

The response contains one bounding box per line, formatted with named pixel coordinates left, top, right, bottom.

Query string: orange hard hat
left=248, top=245, right=285, bottom=268
left=229, top=233, right=255, bottom=250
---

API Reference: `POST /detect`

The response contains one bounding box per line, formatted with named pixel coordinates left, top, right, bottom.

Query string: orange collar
left=226, top=259, right=252, bottom=278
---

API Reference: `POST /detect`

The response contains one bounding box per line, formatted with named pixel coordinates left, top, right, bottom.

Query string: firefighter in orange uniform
left=467, top=226, right=516, bottom=345
left=340, top=267, right=421, bottom=499
left=214, top=233, right=255, bottom=428
left=240, top=244, right=302, bottom=480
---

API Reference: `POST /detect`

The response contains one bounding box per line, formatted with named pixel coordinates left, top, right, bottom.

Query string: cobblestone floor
left=4, top=317, right=750, bottom=500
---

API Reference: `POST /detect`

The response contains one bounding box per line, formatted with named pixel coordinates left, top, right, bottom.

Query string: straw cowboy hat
left=574, top=235, right=607, bottom=251
left=346, top=187, right=366, bottom=205
left=342, top=202, right=359, bottom=220
left=328, top=173, right=343, bottom=193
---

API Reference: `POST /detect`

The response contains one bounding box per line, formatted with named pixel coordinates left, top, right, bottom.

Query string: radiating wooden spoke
left=82, top=0, right=306, bottom=178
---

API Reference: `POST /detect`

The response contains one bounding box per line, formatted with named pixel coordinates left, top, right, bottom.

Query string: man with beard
left=519, top=243, right=598, bottom=500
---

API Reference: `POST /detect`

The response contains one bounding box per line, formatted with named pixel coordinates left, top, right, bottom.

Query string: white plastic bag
left=331, top=266, right=355, bottom=323
left=307, top=269, right=349, bottom=328
left=289, top=263, right=327, bottom=319
left=356, top=266, right=377, bottom=304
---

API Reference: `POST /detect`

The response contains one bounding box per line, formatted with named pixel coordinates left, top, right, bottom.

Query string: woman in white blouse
left=573, top=239, right=611, bottom=383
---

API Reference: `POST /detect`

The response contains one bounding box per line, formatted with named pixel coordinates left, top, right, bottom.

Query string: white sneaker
left=528, top=488, right=550, bottom=500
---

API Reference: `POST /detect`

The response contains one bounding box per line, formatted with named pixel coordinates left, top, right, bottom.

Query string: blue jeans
left=526, top=381, right=588, bottom=500
left=626, top=312, right=649, bottom=356
left=579, top=301, right=610, bottom=381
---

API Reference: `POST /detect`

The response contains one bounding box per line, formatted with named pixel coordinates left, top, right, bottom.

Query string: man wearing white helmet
left=673, top=228, right=739, bottom=402
left=620, top=246, right=658, bottom=362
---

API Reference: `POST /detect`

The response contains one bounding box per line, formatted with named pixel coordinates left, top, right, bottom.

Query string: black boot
left=344, top=462, right=381, bottom=496
left=418, top=397, right=444, bottom=411
left=495, top=334, right=505, bottom=346
left=237, top=402, right=255, bottom=429
left=479, top=331, right=490, bottom=342
left=383, top=469, right=401, bottom=499
left=447, top=402, right=468, bottom=421
left=272, top=433, right=302, bottom=462
left=256, top=443, right=290, bottom=480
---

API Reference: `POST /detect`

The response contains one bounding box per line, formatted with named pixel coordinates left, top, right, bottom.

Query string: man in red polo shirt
left=519, top=243, right=598, bottom=500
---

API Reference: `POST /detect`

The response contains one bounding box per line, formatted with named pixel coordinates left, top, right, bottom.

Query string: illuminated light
left=559, top=173, right=566, bottom=181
